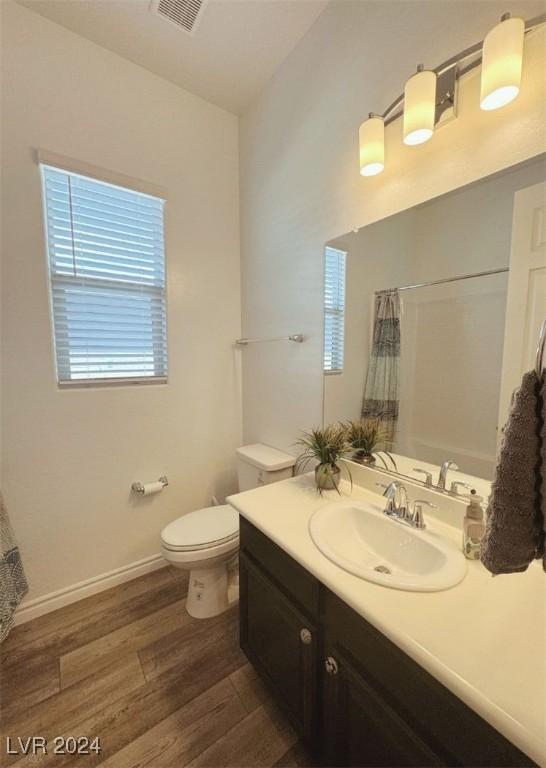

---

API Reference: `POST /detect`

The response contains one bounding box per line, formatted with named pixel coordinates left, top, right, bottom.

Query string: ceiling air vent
left=150, top=0, right=209, bottom=35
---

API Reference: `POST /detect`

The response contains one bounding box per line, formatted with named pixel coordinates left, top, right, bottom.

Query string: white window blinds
left=324, top=246, right=346, bottom=373
left=41, top=165, right=168, bottom=385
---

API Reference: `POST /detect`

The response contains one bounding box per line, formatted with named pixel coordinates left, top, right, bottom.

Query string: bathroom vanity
left=228, top=472, right=545, bottom=768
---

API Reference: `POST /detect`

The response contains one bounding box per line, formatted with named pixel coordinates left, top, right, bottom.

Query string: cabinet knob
left=300, top=628, right=313, bottom=645
left=325, top=656, right=339, bottom=676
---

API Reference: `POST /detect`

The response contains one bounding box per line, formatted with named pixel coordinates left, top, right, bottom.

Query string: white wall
left=0, top=1, right=241, bottom=602
left=410, top=159, right=546, bottom=282
left=240, top=0, right=546, bottom=454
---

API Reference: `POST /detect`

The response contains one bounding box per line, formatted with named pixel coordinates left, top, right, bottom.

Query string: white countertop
left=227, top=472, right=546, bottom=767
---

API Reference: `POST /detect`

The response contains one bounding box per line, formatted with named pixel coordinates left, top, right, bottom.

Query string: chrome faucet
left=410, top=499, right=438, bottom=529
left=450, top=480, right=472, bottom=497
left=377, top=481, right=409, bottom=519
left=413, top=467, right=433, bottom=487
left=437, top=460, right=459, bottom=490
left=376, top=482, right=438, bottom=529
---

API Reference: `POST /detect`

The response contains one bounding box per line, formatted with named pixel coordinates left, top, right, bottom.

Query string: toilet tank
left=236, top=444, right=296, bottom=491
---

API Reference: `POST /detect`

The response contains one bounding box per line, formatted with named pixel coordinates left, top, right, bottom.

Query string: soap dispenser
left=463, top=489, right=485, bottom=560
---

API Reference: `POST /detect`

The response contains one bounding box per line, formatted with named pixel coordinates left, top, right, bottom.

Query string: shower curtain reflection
left=361, top=290, right=401, bottom=444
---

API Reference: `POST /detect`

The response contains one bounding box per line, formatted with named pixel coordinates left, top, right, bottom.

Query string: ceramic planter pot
left=354, top=451, right=376, bottom=465
left=315, top=463, right=341, bottom=491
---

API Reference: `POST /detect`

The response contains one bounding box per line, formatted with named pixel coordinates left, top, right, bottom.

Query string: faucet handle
left=376, top=482, right=398, bottom=514
left=411, top=499, right=438, bottom=529
left=413, top=499, right=439, bottom=509
left=413, top=468, right=433, bottom=486
left=376, top=482, right=394, bottom=497
left=450, top=481, right=472, bottom=496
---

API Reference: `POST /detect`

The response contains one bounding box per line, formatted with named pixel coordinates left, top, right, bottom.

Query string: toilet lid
left=161, top=505, right=239, bottom=551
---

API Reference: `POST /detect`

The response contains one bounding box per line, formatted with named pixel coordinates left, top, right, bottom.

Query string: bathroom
left=0, top=0, right=545, bottom=765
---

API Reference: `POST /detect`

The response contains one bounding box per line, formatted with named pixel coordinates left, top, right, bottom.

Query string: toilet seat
left=161, top=504, right=239, bottom=552
left=161, top=536, right=238, bottom=567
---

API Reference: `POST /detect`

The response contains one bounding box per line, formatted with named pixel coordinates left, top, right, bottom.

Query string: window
left=323, top=246, right=346, bottom=373
left=41, top=165, right=167, bottom=385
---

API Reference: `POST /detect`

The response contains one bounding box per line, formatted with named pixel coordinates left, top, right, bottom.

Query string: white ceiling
left=15, top=0, right=329, bottom=114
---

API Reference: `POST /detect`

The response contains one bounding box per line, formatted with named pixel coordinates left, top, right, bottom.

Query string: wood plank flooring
left=0, top=567, right=312, bottom=767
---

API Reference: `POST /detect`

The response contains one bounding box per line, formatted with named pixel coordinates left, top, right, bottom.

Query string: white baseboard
left=14, top=553, right=165, bottom=626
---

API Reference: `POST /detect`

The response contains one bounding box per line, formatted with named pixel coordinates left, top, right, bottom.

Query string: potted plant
left=343, top=419, right=397, bottom=471
left=295, top=425, right=351, bottom=493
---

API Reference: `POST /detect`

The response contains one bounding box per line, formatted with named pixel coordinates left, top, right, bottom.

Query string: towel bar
left=235, top=334, right=304, bottom=345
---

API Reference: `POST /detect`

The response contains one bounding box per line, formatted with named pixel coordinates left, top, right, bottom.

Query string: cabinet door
left=239, top=552, right=318, bottom=744
left=321, top=643, right=443, bottom=768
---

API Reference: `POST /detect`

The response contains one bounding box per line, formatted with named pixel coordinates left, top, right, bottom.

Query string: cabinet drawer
left=239, top=517, right=319, bottom=619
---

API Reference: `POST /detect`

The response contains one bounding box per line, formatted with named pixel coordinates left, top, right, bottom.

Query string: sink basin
left=309, top=499, right=467, bottom=591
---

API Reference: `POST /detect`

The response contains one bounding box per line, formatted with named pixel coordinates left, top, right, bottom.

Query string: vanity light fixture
left=403, top=65, right=437, bottom=146
left=359, top=113, right=385, bottom=176
left=358, top=11, right=544, bottom=176
left=480, top=13, right=525, bottom=111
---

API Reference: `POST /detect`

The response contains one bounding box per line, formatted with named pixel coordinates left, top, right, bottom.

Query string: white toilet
left=161, top=443, right=296, bottom=619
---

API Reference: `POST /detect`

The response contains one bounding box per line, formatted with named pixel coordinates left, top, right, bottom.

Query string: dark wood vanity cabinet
left=239, top=515, right=321, bottom=744
left=239, top=518, right=536, bottom=768
left=239, top=551, right=318, bottom=743
left=320, top=637, right=442, bottom=767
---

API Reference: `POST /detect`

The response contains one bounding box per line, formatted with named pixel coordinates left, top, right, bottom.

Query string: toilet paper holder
left=132, top=476, right=169, bottom=494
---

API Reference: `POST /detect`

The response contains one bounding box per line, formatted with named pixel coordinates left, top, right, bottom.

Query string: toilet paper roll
left=141, top=481, right=164, bottom=496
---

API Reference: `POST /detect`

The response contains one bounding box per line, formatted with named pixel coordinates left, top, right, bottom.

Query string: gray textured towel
left=542, top=377, right=546, bottom=571
left=481, top=371, right=543, bottom=574
left=0, top=492, right=28, bottom=642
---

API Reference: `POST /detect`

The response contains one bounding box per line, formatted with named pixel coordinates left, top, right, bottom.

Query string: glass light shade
left=403, top=69, right=437, bottom=146
left=480, top=16, right=524, bottom=111
left=359, top=116, right=384, bottom=176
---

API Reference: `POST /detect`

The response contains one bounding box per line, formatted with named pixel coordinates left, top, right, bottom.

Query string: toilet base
left=186, top=564, right=238, bottom=619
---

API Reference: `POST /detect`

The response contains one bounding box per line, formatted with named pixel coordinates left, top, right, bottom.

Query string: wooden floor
left=0, top=567, right=312, bottom=767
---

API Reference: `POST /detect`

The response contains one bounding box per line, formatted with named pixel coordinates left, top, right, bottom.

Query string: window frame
left=40, top=162, right=169, bottom=388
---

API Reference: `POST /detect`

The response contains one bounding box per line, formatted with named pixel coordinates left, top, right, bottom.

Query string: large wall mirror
left=323, top=155, right=546, bottom=498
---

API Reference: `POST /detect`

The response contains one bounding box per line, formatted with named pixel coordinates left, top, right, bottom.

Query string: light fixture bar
left=379, top=11, right=545, bottom=127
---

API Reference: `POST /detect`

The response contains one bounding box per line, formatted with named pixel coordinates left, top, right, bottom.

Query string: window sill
left=58, top=377, right=168, bottom=389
